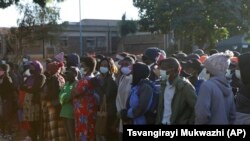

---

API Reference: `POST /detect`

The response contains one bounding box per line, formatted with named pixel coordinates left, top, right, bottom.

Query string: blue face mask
left=121, top=67, right=131, bottom=75
left=100, top=67, right=109, bottom=74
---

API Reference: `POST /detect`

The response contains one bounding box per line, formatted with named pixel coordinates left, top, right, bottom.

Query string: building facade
left=53, top=19, right=121, bottom=56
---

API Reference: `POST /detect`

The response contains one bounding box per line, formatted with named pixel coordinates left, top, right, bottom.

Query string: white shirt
left=162, top=81, right=175, bottom=125
left=116, top=74, right=132, bottom=132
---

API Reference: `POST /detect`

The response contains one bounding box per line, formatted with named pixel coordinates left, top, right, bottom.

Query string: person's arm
left=127, top=83, right=153, bottom=118
left=47, top=76, right=60, bottom=101
left=59, top=84, right=72, bottom=104
left=183, top=83, right=197, bottom=124
left=195, top=83, right=211, bottom=124
left=22, top=75, right=46, bottom=93
left=229, top=95, right=236, bottom=124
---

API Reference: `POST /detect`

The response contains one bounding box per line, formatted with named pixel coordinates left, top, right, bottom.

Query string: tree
left=5, top=2, right=62, bottom=62
left=118, top=13, right=137, bottom=37
left=0, top=0, right=64, bottom=8
left=133, top=0, right=250, bottom=51
left=118, top=13, right=137, bottom=52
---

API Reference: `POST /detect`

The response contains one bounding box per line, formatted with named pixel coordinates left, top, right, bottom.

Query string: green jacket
left=156, top=76, right=197, bottom=124
left=59, top=82, right=75, bottom=119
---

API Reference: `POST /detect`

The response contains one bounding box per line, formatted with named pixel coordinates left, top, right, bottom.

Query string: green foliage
left=133, top=0, right=250, bottom=49
left=5, top=2, right=62, bottom=60
left=0, top=0, right=64, bottom=8
left=118, top=13, right=138, bottom=37
left=0, top=0, right=19, bottom=8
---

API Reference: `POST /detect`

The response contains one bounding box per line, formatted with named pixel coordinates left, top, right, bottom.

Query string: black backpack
left=140, top=79, right=160, bottom=124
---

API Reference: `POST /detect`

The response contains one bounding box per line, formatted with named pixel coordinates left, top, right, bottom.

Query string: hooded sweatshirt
left=195, top=76, right=236, bottom=124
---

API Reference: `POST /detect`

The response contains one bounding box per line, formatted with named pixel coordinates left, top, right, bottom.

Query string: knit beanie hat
left=143, top=47, right=161, bottom=62
left=204, top=53, right=231, bottom=76
left=54, top=52, right=64, bottom=62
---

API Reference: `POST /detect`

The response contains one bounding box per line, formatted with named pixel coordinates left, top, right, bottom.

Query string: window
left=96, top=36, right=106, bottom=48
left=60, top=37, right=68, bottom=47
left=86, top=37, right=95, bottom=48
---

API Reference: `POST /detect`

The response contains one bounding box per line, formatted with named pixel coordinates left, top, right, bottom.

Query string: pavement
left=0, top=130, right=29, bottom=141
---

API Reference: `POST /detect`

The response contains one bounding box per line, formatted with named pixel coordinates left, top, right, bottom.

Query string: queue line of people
left=0, top=47, right=249, bottom=141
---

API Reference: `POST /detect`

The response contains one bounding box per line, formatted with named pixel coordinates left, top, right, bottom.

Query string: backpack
left=139, top=79, right=160, bottom=124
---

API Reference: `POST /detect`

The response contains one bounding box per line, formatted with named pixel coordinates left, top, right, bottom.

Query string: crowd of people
left=0, top=47, right=249, bottom=141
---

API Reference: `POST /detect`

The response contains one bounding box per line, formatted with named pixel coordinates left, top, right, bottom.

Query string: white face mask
left=80, top=67, right=86, bottom=76
left=23, top=58, right=28, bottom=62
left=160, top=70, right=168, bottom=80
left=23, top=69, right=31, bottom=76
left=199, top=68, right=210, bottom=80
left=121, top=67, right=131, bottom=75
left=225, top=69, right=232, bottom=79
left=1, top=60, right=6, bottom=64
left=100, top=67, right=109, bottom=74
left=235, top=70, right=241, bottom=80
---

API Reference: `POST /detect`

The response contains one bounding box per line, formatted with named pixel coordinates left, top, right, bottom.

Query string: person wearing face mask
left=90, top=57, right=118, bottom=141
left=0, top=64, right=16, bottom=140
left=142, top=47, right=161, bottom=82
left=156, top=58, right=197, bottom=125
left=71, top=57, right=98, bottom=141
left=79, top=57, right=97, bottom=79
left=235, top=52, right=250, bottom=124
left=115, top=56, right=134, bottom=141
left=183, top=59, right=204, bottom=95
left=120, top=62, right=155, bottom=125
left=195, top=53, right=236, bottom=124
left=21, top=60, right=46, bottom=141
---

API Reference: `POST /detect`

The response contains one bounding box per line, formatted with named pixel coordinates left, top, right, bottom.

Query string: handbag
left=95, top=94, right=107, bottom=136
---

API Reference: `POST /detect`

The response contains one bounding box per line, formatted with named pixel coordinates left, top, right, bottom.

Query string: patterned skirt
left=23, top=93, right=40, bottom=121
left=42, top=100, right=67, bottom=141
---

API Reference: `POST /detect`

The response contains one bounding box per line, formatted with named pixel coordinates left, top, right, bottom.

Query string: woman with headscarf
left=0, top=64, right=17, bottom=140
left=91, top=57, right=118, bottom=141
left=21, top=60, right=46, bottom=141
left=120, top=62, right=154, bottom=125
left=41, top=61, right=66, bottom=141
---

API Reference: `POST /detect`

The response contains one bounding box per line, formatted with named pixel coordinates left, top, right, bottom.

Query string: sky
left=0, top=0, right=140, bottom=27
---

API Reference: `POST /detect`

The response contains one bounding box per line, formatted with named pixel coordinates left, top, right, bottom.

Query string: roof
left=0, top=28, right=9, bottom=35
left=216, top=34, right=247, bottom=48
left=80, top=19, right=120, bottom=26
